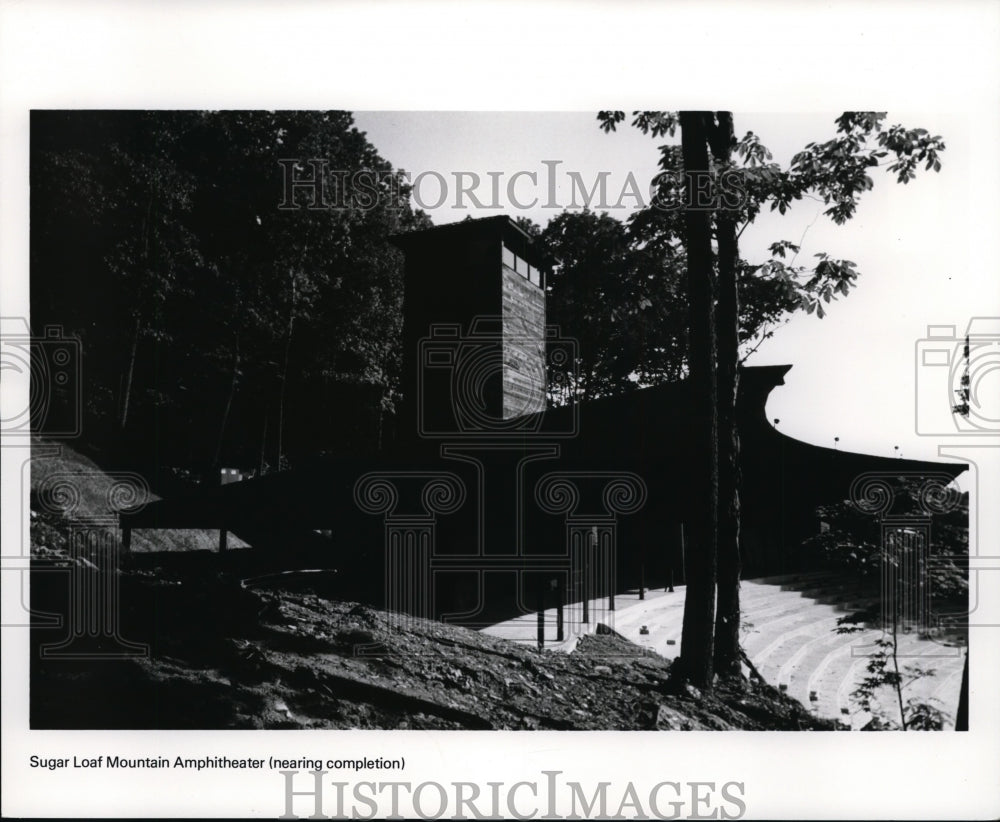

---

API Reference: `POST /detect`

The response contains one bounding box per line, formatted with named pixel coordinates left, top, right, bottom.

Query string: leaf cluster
left=595, top=110, right=946, bottom=335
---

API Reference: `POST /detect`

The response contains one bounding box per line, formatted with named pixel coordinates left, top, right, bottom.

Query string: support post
left=556, top=582, right=564, bottom=642
left=956, top=650, right=969, bottom=731
left=219, top=528, right=228, bottom=553
left=536, top=579, right=545, bottom=650
left=679, top=522, right=686, bottom=585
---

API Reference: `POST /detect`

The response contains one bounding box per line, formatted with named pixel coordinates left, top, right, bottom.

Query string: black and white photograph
left=2, top=3, right=999, bottom=820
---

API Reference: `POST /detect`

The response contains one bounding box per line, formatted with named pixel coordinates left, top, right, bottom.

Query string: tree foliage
left=532, top=209, right=798, bottom=405
left=598, top=110, right=946, bottom=326
left=31, top=111, right=429, bottom=478
left=821, top=477, right=967, bottom=730
left=594, top=110, right=947, bottom=688
left=534, top=210, right=688, bottom=402
left=806, top=479, right=969, bottom=602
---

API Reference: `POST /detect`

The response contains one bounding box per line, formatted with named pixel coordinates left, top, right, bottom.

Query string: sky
left=353, top=110, right=999, bottom=470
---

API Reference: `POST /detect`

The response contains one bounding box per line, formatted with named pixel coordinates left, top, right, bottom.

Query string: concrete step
left=742, top=602, right=843, bottom=654
left=752, top=630, right=828, bottom=685
left=482, top=578, right=966, bottom=729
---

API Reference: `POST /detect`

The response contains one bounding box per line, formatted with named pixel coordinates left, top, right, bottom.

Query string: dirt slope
left=27, top=438, right=836, bottom=731
left=30, top=559, right=837, bottom=731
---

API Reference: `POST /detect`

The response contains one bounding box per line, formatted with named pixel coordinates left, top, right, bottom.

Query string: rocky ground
left=26, top=439, right=838, bottom=732
left=29, top=552, right=838, bottom=731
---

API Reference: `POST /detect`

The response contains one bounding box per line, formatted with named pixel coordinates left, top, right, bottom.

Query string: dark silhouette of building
left=122, top=216, right=967, bottom=626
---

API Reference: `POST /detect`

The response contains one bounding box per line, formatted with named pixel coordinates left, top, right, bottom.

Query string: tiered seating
left=482, top=572, right=966, bottom=728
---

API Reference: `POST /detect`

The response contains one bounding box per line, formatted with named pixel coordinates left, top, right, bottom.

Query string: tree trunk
left=676, top=111, right=719, bottom=688
left=276, top=331, right=292, bottom=470
left=258, top=406, right=269, bottom=476
left=213, top=329, right=241, bottom=467
left=275, top=271, right=297, bottom=471
left=709, top=111, right=743, bottom=677
left=891, top=602, right=907, bottom=730
left=119, top=197, right=154, bottom=434
left=119, top=315, right=141, bottom=431
left=956, top=651, right=968, bottom=731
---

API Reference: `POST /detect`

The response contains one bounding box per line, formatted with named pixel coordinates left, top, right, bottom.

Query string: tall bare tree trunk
left=259, top=407, right=269, bottom=476
left=119, top=315, right=141, bottom=431
left=709, top=111, right=743, bottom=677
left=676, top=111, right=719, bottom=688
left=275, top=270, right=297, bottom=471
left=213, top=329, right=241, bottom=467
left=119, top=198, right=155, bottom=434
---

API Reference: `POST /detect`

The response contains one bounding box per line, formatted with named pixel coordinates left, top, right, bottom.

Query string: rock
left=702, top=714, right=736, bottom=730
left=341, top=628, right=380, bottom=649
left=273, top=699, right=295, bottom=721
left=593, top=665, right=613, bottom=675
left=683, top=683, right=701, bottom=701
left=655, top=703, right=695, bottom=730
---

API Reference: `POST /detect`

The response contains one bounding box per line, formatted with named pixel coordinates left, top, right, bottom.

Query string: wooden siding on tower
left=501, top=262, right=546, bottom=420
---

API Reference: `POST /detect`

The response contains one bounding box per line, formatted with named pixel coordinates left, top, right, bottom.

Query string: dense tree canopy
left=31, top=110, right=429, bottom=479
left=531, top=207, right=799, bottom=406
